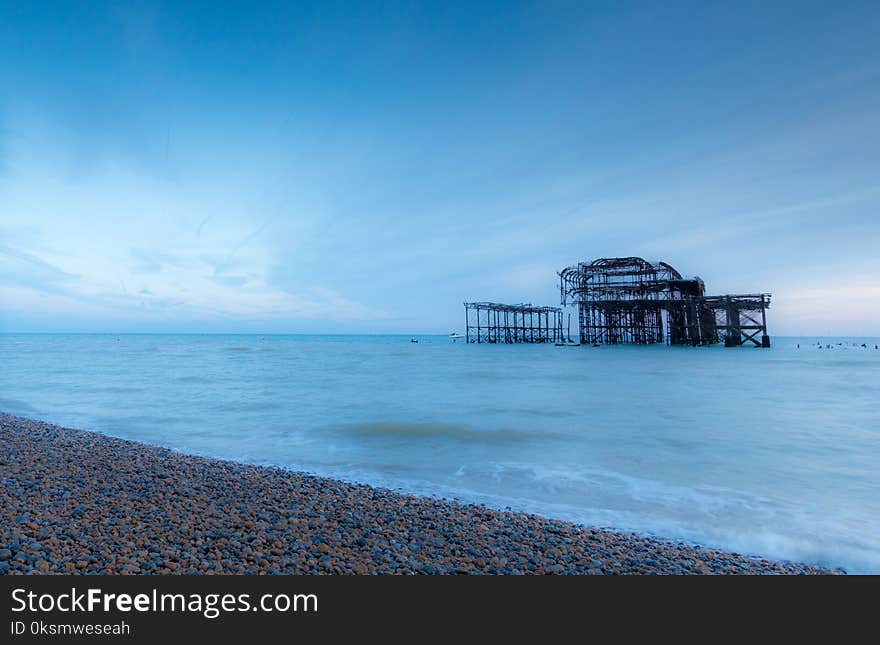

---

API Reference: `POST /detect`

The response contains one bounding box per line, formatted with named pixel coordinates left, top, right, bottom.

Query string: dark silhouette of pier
left=463, top=302, right=564, bottom=344
left=465, top=256, right=771, bottom=347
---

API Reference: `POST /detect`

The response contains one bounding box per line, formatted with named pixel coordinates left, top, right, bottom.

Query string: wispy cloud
left=129, top=248, right=165, bottom=274
left=0, top=245, right=80, bottom=293
left=209, top=274, right=249, bottom=287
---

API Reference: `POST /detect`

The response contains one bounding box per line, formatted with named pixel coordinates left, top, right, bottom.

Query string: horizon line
left=2, top=332, right=879, bottom=339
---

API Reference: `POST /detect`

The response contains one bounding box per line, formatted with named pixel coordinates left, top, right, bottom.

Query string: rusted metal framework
left=703, top=294, right=772, bottom=347
left=558, top=257, right=771, bottom=347
left=464, top=302, right=564, bottom=344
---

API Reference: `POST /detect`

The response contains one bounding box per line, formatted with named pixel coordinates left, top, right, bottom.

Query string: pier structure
left=464, top=302, right=564, bottom=344
left=702, top=294, right=772, bottom=347
left=557, top=257, right=771, bottom=347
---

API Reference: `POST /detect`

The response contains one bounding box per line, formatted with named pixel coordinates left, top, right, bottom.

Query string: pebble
left=0, top=412, right=838, bottom=576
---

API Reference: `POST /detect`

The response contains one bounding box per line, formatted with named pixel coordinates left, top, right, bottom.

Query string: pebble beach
left=0, top=413, right=835, bottom=575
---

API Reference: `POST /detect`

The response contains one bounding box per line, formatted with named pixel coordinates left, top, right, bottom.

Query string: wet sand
left=0, top=413, right=835, bottom=575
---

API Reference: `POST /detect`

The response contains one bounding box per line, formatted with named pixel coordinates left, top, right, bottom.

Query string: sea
left=1, top=333, right=878, bottom=573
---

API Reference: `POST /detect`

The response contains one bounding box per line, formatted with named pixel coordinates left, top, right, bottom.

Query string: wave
left=478, top=461, right=879, bottom=572
left=330, top=421, right=564, bottom=443
left=0, top=397, right=38, bottom=413
left=174, top=375, right=211, bottom=383
left=479, top=406, right=576, bottom=419
left=303, top=459, right=877, bottom=573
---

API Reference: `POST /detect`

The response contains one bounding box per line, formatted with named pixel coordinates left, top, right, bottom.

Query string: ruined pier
left=464, top=302, right=564, bottom=344
left=464, top=256, right=771, bottom=348
left=559, top=257, right=770, bottom=347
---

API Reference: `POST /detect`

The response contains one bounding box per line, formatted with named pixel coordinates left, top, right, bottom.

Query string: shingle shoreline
left=0, top=413, right=836, bottom=575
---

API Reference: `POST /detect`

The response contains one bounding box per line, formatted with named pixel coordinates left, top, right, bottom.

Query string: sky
left=1, top=1, right=878, bottom=335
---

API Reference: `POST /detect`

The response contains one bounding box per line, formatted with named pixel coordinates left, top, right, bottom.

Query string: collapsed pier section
left=464, top=302, right=564, bottom=344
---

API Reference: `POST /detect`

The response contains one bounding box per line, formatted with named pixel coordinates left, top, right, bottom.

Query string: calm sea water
left=1, top=333, right=878, bottom=572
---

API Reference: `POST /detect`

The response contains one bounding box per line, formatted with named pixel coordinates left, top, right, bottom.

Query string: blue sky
left=1, top=1, right=878, bottom=335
